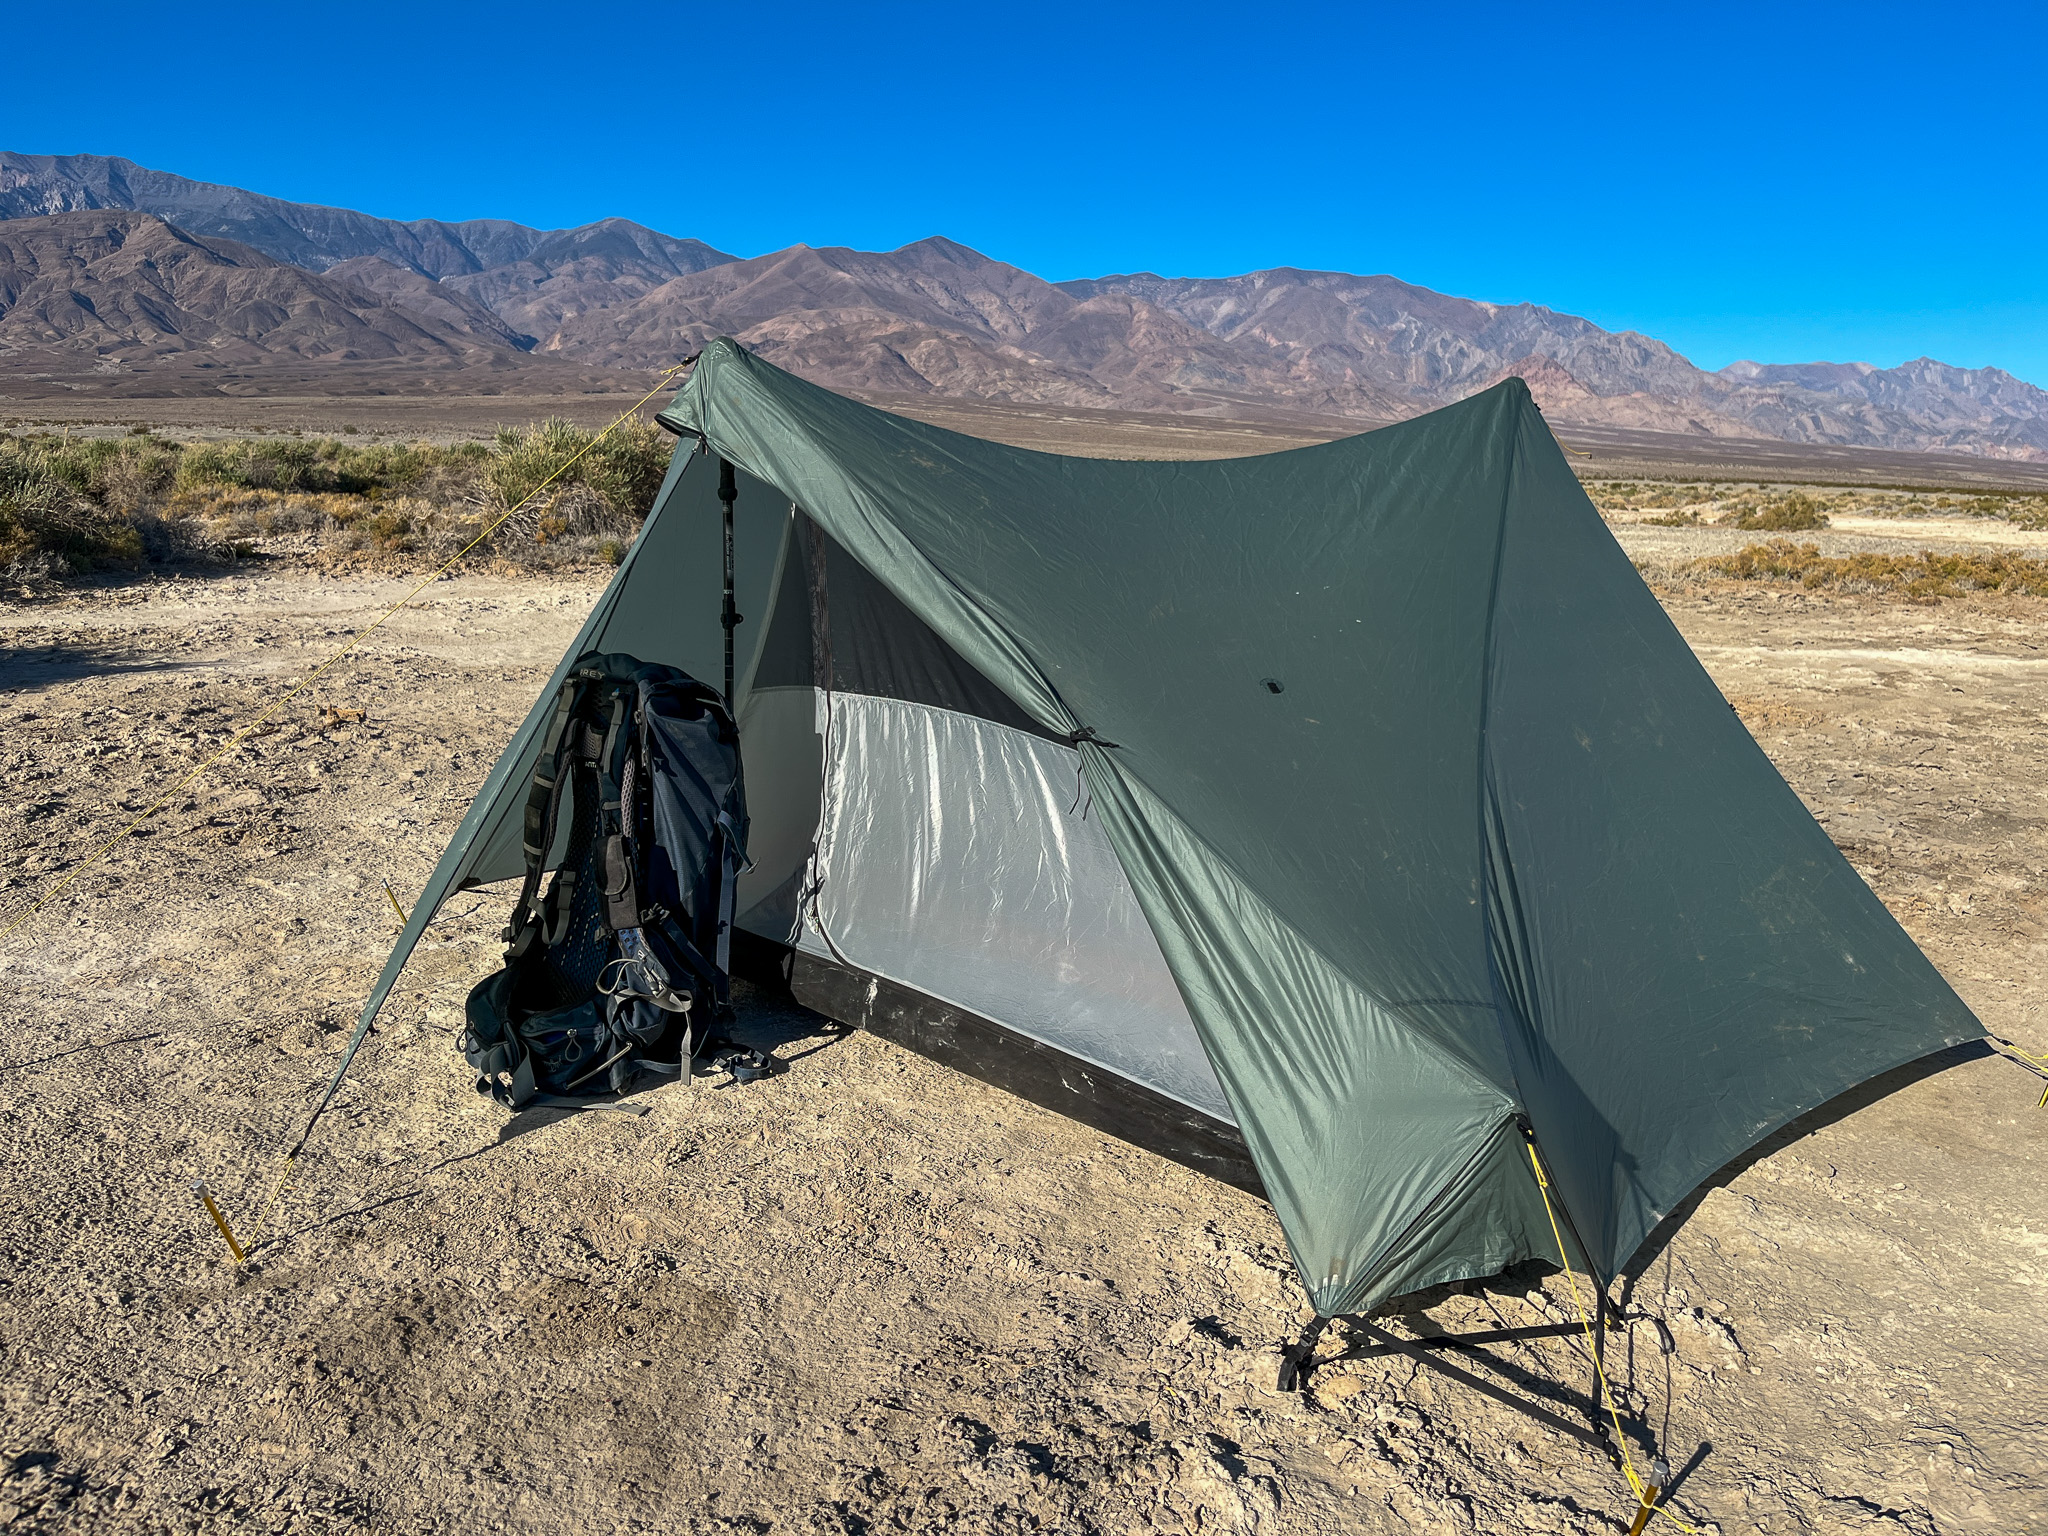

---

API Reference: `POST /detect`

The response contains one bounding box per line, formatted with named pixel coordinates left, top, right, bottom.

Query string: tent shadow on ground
left=1616, top=1039, right=1994, bottom=1305
left=0, top=637, right=204, bottom=692
left=723, top=973, right=858, bottom=1067
left=1343, top=1319, right=1611, bottom=1428
left=1662, top=1440, right=1714, bottom=1506
left=0, top=1030, right=160, bottom=1074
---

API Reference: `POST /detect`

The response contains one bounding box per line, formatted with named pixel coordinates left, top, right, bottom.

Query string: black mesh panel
left=749, top=516, right=1061, bottom=744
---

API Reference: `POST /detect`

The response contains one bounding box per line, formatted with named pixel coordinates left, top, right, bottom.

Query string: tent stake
left=718, top=459, right=740, bottom=707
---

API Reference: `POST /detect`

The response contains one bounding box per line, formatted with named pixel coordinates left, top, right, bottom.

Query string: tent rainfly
left=356, top=338, right=1981, bottom=1380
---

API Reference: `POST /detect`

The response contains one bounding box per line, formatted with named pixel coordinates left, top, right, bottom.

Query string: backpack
left=461, top=652, right=749, bottom=1109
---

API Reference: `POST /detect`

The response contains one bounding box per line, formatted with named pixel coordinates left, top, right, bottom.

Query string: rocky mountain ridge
left=0, top=211, right=518, bottom=369
left=541, top=238, right=1419, bottom=419
left=1065, top=269, right=2048, bottom=459
left=3, top=151, right=2043, bottom=460
left=0, top=152, right=732, bottom=282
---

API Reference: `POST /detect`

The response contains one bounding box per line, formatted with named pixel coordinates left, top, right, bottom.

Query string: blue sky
left=7, top=0, right=2043, bottom=384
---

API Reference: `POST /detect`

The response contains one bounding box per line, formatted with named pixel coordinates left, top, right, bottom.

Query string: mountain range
left=4, top=150, right=2044, bottom=462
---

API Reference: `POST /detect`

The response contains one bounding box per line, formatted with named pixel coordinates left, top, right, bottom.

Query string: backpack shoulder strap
left=594, top=683, right=643, bottom=932
left=504, top=671, right=590, bottom=956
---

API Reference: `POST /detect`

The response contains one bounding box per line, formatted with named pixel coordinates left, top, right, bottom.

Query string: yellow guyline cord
left=1999, top=1040, right=2048, bottom=1110
left=0, top=364, right=686, bottom=951
left=1527, top=1142, right=1702, bottom=1536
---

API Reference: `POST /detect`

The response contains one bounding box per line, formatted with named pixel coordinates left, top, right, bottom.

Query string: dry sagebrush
left=0, top=419, right=674, bottom=581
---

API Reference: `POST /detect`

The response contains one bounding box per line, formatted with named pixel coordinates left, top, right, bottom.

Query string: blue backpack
left=462, top=653, right=749, bottom=1109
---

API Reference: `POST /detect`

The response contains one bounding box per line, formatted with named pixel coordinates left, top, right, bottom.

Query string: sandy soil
left=3, top=548, right=2045, bottom=1534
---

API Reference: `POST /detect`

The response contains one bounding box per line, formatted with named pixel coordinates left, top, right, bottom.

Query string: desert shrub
left=177, top=438, right=323, bottom=493
left=132, top=508, right=229, bottom=565
left=1702, top=539, right=2048, bottom=599
left=579, top=419, right=671, bottom=523
left=1998, top=494, right=2048, bottom=531
left=169, top=435, right=482, bottom=498
left=362, top=509, right=416, bottom=552
left=1638, top=483, right=1709, bottom=510
left=0, top=439, right=146, bottom=571
left=484, top=418, right=671, bottom=535
left=0, top=415, right=671, bottom=578
left=486, top=418, right=589, bottom=513
left=1726, top=491, right=1829, bottom=531
left=177, top=487, right=374, bottom=538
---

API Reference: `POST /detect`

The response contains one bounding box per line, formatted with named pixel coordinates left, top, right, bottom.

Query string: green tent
left=354, top=338, right=1980, bottom=1328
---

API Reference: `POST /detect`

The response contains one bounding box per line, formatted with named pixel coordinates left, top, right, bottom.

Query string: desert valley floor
left=2, top=483, right=2046, bottom=1534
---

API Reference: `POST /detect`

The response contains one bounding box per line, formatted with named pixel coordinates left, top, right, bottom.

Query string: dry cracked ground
left=2, top=525, right=2046, bottom=1534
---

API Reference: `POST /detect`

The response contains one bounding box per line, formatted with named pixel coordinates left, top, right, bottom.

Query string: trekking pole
left=718, top=458, right=740, bottom=707
left=1626, top=1458, right=1672, bottom=1535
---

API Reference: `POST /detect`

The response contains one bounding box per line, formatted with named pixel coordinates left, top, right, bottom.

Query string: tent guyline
left=1527, top=1140, right=1701, bottom=1534
left=268, top=367, right=694, bottom=1159
left=279, top=336, right=1983, bottom=1528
